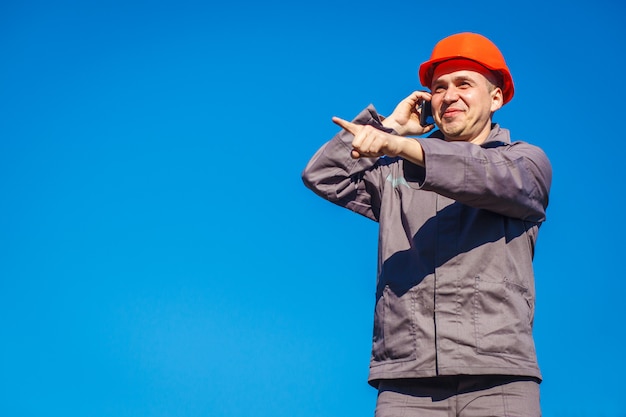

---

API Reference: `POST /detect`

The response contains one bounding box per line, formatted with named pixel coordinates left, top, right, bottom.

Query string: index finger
left=332, top=116, right=362, bottom=135
left=405, top=90, right=433, bottom=106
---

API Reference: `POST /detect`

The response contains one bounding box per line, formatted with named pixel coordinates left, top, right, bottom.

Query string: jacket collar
left=428, top=123, right=511, bottom=147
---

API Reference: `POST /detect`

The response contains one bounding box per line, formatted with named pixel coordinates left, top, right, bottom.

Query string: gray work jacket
left=302, top=106, right=552, bottom=387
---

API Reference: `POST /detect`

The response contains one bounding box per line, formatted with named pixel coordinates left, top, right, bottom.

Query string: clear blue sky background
left=1, top=1, right=625, bottom=416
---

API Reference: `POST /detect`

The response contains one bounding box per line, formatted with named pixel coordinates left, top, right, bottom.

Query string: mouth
left=442, top=108, right=463, bottom=118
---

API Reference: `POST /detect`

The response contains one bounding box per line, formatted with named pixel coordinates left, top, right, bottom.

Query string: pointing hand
left=332, top=117, right=405, bottom=159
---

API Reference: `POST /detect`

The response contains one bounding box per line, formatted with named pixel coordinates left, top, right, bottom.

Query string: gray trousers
left=374, top=375, right=541, bottom=417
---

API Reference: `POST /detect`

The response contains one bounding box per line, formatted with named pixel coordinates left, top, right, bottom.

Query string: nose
left=443, top=86, right=459, bottom=103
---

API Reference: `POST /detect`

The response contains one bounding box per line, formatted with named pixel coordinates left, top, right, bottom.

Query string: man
left=302, top=32, right=552, bottom=416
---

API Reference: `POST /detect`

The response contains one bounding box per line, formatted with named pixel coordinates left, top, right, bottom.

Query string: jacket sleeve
left=301, top=105, right=390, bottom=222
left=407, top=136, right=552, bottom=222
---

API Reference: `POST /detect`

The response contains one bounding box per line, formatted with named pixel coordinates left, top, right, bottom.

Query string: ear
left=490, top=87, right=504, bottom=112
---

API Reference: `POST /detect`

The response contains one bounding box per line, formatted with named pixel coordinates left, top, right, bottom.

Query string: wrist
left=397, top=137, right=425, bottom=167
left=381, top=117, right=404, bottom=135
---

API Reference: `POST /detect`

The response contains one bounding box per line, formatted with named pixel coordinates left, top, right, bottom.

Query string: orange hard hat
left=419, top=32, right=514, bottom=104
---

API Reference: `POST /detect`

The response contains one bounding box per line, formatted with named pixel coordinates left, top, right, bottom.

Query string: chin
left=441, top=125, right=464, bottom=138
left=441, top=127, right=471, bottom=142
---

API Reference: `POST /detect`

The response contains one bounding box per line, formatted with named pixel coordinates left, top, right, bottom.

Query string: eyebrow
left=433, top=74, right=477, bottom=86
left=451, top=74, right=477, bottom=83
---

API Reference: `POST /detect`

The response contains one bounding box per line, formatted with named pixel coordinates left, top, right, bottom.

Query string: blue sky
left=1, top=1, right=625, bottom=416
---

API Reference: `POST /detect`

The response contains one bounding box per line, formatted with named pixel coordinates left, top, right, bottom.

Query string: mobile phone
left=419, top=101, right=434, bottom=127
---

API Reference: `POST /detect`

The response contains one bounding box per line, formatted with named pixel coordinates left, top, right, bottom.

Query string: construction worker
left=302, top=33, right=552, bottom=416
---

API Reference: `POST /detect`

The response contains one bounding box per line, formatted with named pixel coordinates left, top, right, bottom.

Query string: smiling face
left=430, top=59, right=504, bottom=144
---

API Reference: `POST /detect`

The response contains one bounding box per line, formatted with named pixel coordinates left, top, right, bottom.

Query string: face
left=430, top=60, right=503, bottom=143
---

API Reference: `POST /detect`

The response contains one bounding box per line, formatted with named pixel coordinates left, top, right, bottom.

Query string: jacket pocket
left=473, top=275, right=535, bottom=358
left=371, top=285, right=417, bottom=362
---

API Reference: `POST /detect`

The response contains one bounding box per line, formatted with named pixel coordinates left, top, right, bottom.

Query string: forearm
left=407, top=138, right=552, bottom=221
left=379, top=112, right=426, bottom=167
left=397, top=136, right=425, bottom=167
